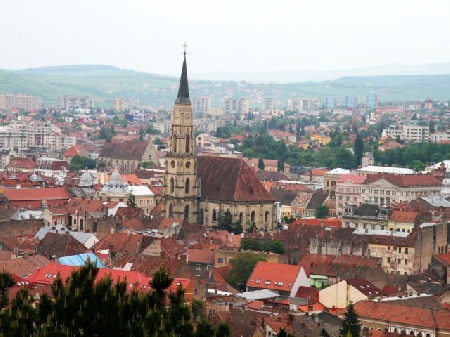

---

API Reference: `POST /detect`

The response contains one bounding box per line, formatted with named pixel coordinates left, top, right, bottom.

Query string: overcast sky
left=1, top=0, right=449, bottom=75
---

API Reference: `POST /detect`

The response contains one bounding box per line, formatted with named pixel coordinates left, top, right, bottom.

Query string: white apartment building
left=224, top=98, right=249, bottom=114
left=382, top=124, right=429, bottom=143
left=287, top=97, right=321, bottom=111
left=192, top=96, right=211, bottom=115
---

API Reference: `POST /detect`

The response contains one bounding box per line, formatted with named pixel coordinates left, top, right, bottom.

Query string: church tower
left=163, top=46, right=198, bottom=223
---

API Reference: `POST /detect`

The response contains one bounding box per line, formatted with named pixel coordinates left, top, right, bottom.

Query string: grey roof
left=420, top=196, right=450, bottom=207
left=353, top=203, right=380, bottom=217
left=236, top=289, right=280, bottom=300
left=11, top=209, right=43, bottom=221
left=175, top=53, right=190, bottom=104
left=34, top=224, right=98, bottom=245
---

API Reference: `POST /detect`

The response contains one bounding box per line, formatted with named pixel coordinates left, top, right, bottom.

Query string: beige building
left=319, top=278, right=380, bottom=309
left=362, top=173, right=442, bottom=205
left=336, top=174, right=367, bottom=216
left=0, top=94, right=41, bottom=111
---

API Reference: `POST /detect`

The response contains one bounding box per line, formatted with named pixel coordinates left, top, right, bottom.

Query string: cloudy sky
left=1, top=0, right=449, bottom=75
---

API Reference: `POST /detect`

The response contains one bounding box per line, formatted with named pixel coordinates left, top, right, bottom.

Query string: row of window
left=387, top=257, right=408, bottom=265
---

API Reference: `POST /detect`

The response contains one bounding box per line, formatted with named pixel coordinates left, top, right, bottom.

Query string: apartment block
left=287, top=97, right=321, bottom=112
left=192, top=96, right=211, bottom=115
left=0, top=94, right=42, bottom=112
left=59, top=95, right=94, bottom=109
left=224, top=97, right=249, bottom=114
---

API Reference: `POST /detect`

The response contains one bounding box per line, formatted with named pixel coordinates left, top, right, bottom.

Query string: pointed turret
left=176, top=51, right=190, bottom=104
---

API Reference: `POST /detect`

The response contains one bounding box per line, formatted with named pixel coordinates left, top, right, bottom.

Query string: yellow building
left=310, top=134, right=331, bottom=146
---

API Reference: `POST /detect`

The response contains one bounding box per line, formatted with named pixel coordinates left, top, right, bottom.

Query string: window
left=405, top=259, right=408, bottom=265
left=170, top=177, right=175, bottom=193
left=171, top=160, right=175, bottom=168
left=393, top=247, right=397, bottom=251
left=387, top=257, right=390, bottom=262
left=218, top=258, right=223, bottom=263
left=185, top=178, right=190, bottom=194
left=212, top=209, right=217, bottom=222
left=405, top=248, right=408, bottom=254
left=398, top=247, right=401, bottom=253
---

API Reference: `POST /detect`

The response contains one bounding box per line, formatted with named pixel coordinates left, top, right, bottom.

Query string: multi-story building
left=287, top=97, right=321, bottom=111
left=325, top=96, right=337, bottom=109
left=59, top=95, right=94, bottom=109
left=361, top=173, right=442, bottom=205
left=345, top=95, right=358, bottom=109
left=0, top=94, right=42, bottom=112
left=262, top=98, right=274, bottom=112
left=114, top=98, right=129, bottom=112
left=401, top=124, right=429, bottom=143
left=335, top=174, right=366, bottom=215
left=191, top=96, right=211, bottom=116
left=224, top=97, right=249, bottom=114
left=366, top=92, right=378, bottom=109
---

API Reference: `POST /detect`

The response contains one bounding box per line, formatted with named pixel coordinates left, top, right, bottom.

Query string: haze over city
left=1, top=0, right=450, bottom=81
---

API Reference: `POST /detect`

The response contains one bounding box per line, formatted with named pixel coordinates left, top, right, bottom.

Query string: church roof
left=99, top=140, right=150, bottom=160
left=175, top=52, right=190, bottom=104
left=197, top=156, right=275, bottom=203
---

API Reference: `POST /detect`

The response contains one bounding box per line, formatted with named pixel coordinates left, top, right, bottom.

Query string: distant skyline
left=2, top=0, right=450, bottom=79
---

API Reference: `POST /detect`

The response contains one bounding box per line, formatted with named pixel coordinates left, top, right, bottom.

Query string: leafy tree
left=154, top=137, right=163, bottom=146
left=340, top=302, right=360, bottom=337
left=0, top=271, right=14, bottom=308
left=227, top=253, right=266, bottom=289
left=353, top=134, right=364, bottom=167
left=315, top=205, right=330, bottom=219
left=217, top=209, right=243, bottom=234
left=277, top=160, right=284, bottom=172
left=192, top=299, right=204, bottom=321
left=216, top=322, right=231, bottom=337
left=258, top=157, right=265, bottom=170
left=69, top=155, right=97, bottom=171
left=128, top=192, right=137, bottom=208
left=140, top=161, right=154, bottom=169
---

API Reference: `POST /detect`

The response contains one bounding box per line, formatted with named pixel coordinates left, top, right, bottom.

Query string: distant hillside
left=0, top=65, right=449, bottom=108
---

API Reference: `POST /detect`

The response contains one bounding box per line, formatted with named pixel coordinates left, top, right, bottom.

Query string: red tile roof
left=337, top=174, right=367, bottom=184
left=389, top=211, right=419, bottom=222
left=187, top=248, right=215, bottom=264
left=346, top=278, right=381, bottom=296
left=364, top=173, right=441, bottom=187
left=63, top=146, right=79, bottom=157
left=247, top=261, right=304, bottom=292
left=197, top=156, right=275, bottom=202
left=3, top=187, right=70, bottom=201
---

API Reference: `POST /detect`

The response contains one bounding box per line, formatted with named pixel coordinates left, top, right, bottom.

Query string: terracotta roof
left=434, top=252, right=450, bottom=267
left=94, top=233, right=153, bottom=254
left=7, top=157, right=35, bottom=170
left=120, top=174, right=143, bottom=185
left=295, top=286, right=319, bottom=303
left=354, top=301, right=450, bottom=330
left=255, top=170, right=290, bottom=182
left=0, top=255, right=51, bottom=277
left=3, top=187, right=70, bottom=201
left=197, top=156, right=275, bottom=202
left=99, top=140, right=151, bottom=160
left=26, top=263, right=150, bottom=289
left=389, top=211, right=418, bottom=222
left=298, top=254, right=335, bottom=276
left=63, top=146, right=79, bottom=157
left=364, top=173, right=442, bottom=187
left=337, top=174, right=367, bottom=184
left=333, top=255, right=381, bottom=269
left=310, top=168, right=330, bottom=176
left=247, top=261, right=304, bottom=292
left=187, top=248, right=215, bottom=264
left=37, top=232, right=87, bottom=258
left=111, top=253, right=183, bottom=277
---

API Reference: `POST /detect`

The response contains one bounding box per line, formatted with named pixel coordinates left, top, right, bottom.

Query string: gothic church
left=162, top=51, right=275, bottom=230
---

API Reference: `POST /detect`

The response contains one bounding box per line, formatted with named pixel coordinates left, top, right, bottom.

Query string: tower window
left=171, top=160, right=175, bottom=168
left=185, top=178, right=190, bottom=194
left=170, top=177, right=175, bottom=193
left=251, top=211, right=255, bottom=222
left=185, top=161, right=191, bottom=168
left=213, top=209, right=217, bottom=222
left=186, top=135, right=190, bottom=153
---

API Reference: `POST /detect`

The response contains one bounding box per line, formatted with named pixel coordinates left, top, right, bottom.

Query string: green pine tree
left=340, top=302, right=361, bottom=337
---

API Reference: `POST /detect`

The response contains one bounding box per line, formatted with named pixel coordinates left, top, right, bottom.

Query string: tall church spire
left=176, top=43, right=190, bottom=104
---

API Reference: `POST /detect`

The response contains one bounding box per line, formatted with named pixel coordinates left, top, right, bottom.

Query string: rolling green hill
left=0, top=65, right=449, bottom=108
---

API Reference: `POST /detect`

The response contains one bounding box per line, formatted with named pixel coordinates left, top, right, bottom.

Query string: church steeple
left=176, top=43, right=190, bottom=104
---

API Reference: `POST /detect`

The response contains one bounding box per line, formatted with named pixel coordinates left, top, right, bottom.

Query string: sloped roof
left=364, top=173, right=442, bottom=187
left=38, top=232, right=87, bottom=258
left=4, top=187, right=70, bottom=201
left=270, top=188, right=299, bottom=206
left=337, top=174, right=367, bottom=184
left=63, top=146, right=79, bottom=157
left=99, top=140, right=151, bottom=160
left=346, top=278, right=381, bottom=296
left=58, top=252, right=104, bottom=268
left=306, top=190, right=329, bottom=210
left=197, top=156, right=274, bottom=202
left=255, top=170, right=290, bottom=182
left=94, top=233, right=153, bottom=254
left=187, top=248, right=215, bottom=264
left=247, top=261, right=304, bottom=292
left=389, top=211, right=418, bottom=222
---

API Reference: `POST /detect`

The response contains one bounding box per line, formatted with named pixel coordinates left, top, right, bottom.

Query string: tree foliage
left=241, top=239, right=285, bottom=254
left=315, top=205, right=330, bottom=219
left=226, top=252, right=267, bottom=289
left=340, top=302, right=361, bottom=337
left=353, top=134, right=364, bottom=167
left=0, top=264, right=229, bottom=336
left=217, top=209, right=243, bottom=234
left=69, top=155, right=96, bottom=171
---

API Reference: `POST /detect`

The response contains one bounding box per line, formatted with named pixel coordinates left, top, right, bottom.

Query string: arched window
left=239, top=212, right=243, bottom=224
left=184, top=205, right=189, bottom=220
left=265, top=211, right=269, bottom=222
left=185, top=161, right=191, bottom=168
left=198, top=209, right=204, bottom=224
left=186, top=135, right=190, bottom=153
left=173, top=136, right=177, bottom=153
left=169, top=203, right=173, bottom=218
left=170, top=177, right=175, bottom=193
left=212, top=209, right=217, bottom=222
left=171, top=160, right=175, bottom=168
left=185, top=178, right=190, bottom=194
left=251, top=211, right=255, bottom=222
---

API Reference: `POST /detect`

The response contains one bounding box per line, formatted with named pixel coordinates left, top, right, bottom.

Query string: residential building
left=59, top=95, right=94, bottom=109
left=366, top=92, right=378, bottom=109
left=402, top=124, right=429, bottom=143
left=224, top=97, right=249, bottom=114
left=287, top=97, right=321, bottom=111
left=319, top=278, right=380, bottom=309
left=0, top=94, right=41, bottom=111
left=263, top=98, right=274, bottom=111
left=246, top=261, right=310, bottom=298
left=335, top=174, right=367, bottom=215
left=192, top=96, right=211, bottom=115
left=325, top=96, right=337, bottom=109
left=345, top=95, right=358, bottom=109
left=361, top=173, right=442, bottom=205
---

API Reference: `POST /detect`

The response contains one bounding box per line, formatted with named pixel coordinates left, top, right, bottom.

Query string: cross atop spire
left=176, top=43, right=190, bottom=104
